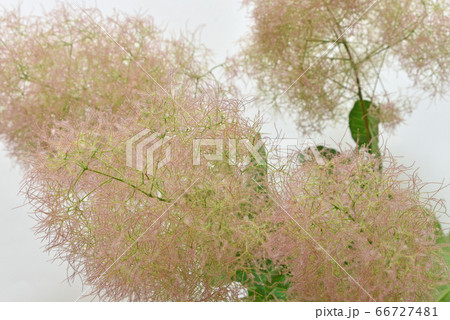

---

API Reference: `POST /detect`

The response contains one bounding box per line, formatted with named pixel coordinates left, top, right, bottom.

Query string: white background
left=0, top=0, right=449, bottom=301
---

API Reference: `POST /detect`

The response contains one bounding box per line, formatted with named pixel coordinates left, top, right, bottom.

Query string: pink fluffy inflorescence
left=0, top=4, right=209, bottom=162
left=22, top=82, right=272, bottom=301
left=1, top=4, right=270, bottom=301
left=241, top=0, right=450, bottom=132
left=265, top=149, right=448, bottom=301
left=0, top=4, right=448, bottom=302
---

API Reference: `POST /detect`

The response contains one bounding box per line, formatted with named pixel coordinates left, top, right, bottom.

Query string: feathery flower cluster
left=1, top=5, right=270, bottom=301
left=0, top=4, right=448, bottom=301
left=241, top=0, right=450, bottom=132
left=24, top=85, right=272, bottom=301
left=0, top=4, right=209, bottom=161
left=266, top=150, right=448, bottom=301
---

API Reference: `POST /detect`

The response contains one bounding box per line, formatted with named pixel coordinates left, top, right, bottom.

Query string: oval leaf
left=349, top=100, right=379, bottom=155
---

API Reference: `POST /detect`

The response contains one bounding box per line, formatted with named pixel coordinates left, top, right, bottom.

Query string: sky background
left=0, top=0, right=449, bottom=301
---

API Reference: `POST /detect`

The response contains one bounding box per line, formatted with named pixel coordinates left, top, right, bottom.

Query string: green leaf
left=246, top=132, right=268, bottom=191
left=298, top=145, right=340, bottom=163
left=437, top=286, right=450, bottom=302
left=269, top=287, right=288, bottom=300
left=234, top=270, right=249, bottom=283
left=234, top=259, right=291, bottom=301
left=434, top=223, right=450, bottom=301
left=349, top=100, right=379, bottom=155
left=239, top=132, right=271, bottom=220
left=316, top=145, right=340, bottom=160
